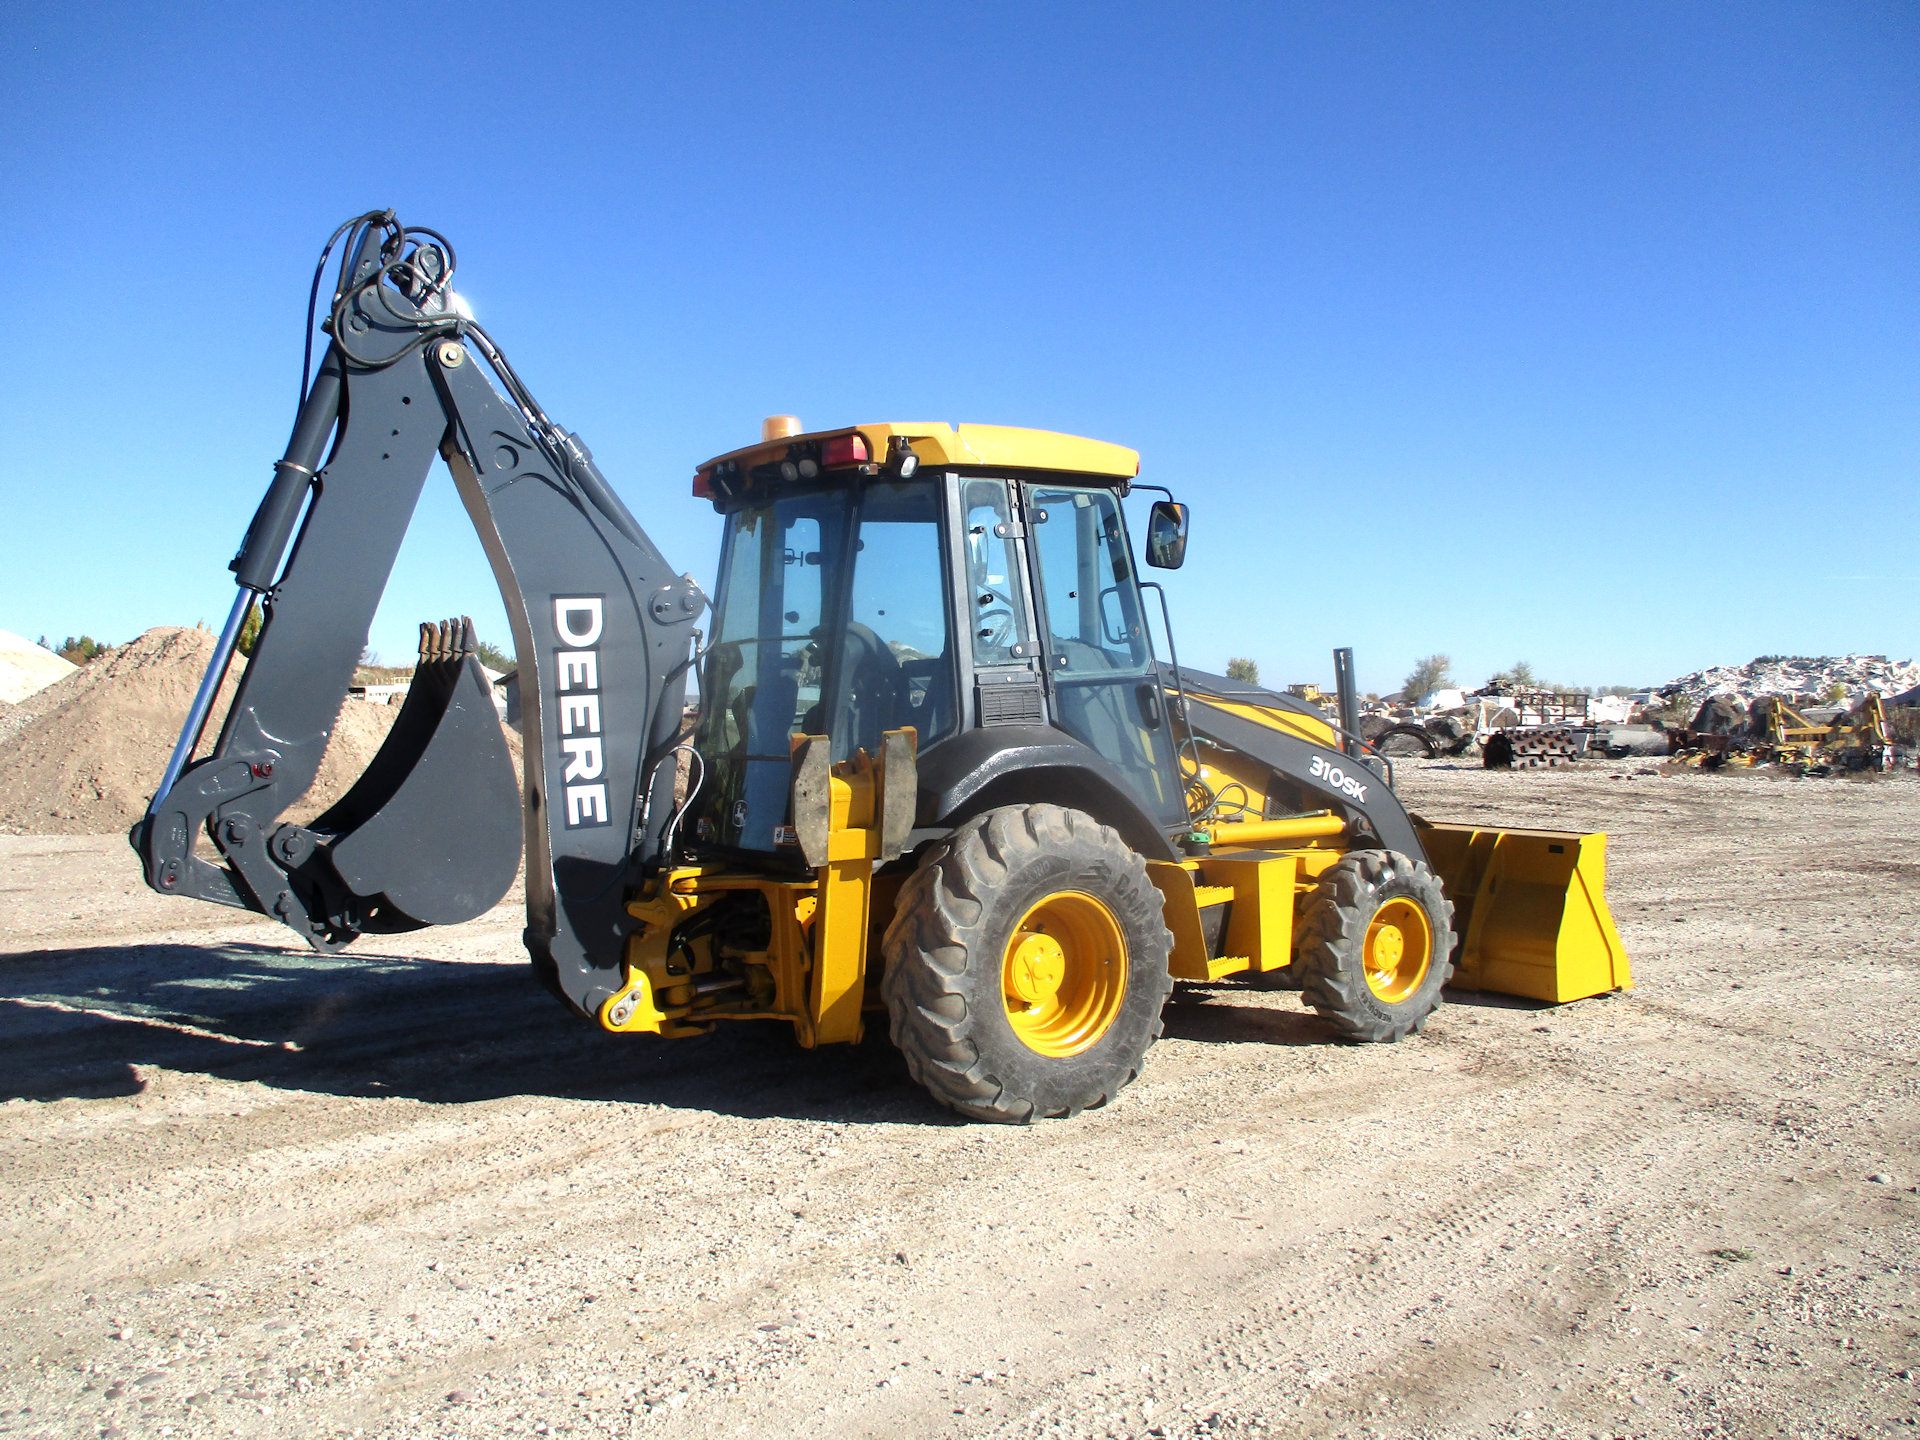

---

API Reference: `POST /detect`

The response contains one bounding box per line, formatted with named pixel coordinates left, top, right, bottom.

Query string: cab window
left=834, top=481, right=955, bottom=760
left=960, top=479, right=1033, bottom=667
left=1028, top=486, right=1149, bottom=675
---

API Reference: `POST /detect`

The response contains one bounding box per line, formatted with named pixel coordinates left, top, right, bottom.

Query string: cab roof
left=695, top=421, right=1140, bottom=485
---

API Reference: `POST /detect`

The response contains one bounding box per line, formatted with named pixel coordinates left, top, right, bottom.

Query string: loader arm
left=1167, top=665, right=1428, bottom=860
left=133, top=214, right=705, bottom=1019
left=1154, top=664, right=1629, bottom=1003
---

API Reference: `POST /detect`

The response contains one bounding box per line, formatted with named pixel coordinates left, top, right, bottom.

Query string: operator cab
left=684, top=420, right=1189, bottom=860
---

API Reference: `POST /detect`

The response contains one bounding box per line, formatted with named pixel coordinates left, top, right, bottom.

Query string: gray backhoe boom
left=132, top=212, right=705, bottom=1019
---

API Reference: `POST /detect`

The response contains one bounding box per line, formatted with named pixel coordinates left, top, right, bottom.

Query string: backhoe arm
left=133, top=213, right=705, bottom=1019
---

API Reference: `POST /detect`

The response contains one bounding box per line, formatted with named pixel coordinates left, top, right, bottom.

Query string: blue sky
left=2, top=2, right=1913, bottom=696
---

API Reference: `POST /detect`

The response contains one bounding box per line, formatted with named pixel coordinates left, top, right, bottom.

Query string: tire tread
left=1298, top=849, right=1455, bottom=1043
left=881, top=804, right=1172, bottom=1123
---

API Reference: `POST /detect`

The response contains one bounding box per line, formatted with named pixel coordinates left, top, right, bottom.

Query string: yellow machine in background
left=1751, top=693, right=1895, bottom=773
left=1672, top=692, right=1896, bottom=774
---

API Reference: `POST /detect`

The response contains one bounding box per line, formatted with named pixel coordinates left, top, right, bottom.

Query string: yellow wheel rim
left=1363, top=896, right=1433, bottom=1003
left=1001, top=891, right=1128, bottom=1057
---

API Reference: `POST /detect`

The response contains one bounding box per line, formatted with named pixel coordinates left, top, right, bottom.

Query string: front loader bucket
left=1416, top=823, right=1630, bottom=1003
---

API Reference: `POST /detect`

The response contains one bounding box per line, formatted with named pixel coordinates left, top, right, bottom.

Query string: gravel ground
left=0, top=762, right=1915, bottom=1440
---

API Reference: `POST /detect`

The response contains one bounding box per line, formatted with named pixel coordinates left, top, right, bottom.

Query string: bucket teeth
left=413, top=616, right=481, bottom=667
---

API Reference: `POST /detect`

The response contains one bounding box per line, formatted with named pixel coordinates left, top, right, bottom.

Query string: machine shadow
left=1160, top=984, right=1331, bottom=1047
left=1439, top=988, right=1556, bottom=1013
left=0, top=944, right=1424, bottom=1118
left=0, top=940, right=937, bottom=1125
left=1163, top=978, right=1553, bottom=1041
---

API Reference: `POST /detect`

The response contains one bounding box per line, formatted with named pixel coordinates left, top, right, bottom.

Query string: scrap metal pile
left=1331, top=653, right=1918, bottom=776
left=1358, top=690, right=1638, bottom=769
left=1656, top=654, right=1917, bottom=776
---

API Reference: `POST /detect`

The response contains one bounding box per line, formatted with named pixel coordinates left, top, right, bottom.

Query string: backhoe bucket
left=313, top=617, right=522, bottom=930
left=1416, top=823, right=1630, bottom=1003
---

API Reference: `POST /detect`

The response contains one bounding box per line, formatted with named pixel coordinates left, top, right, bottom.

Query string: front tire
left=881, top=804, right=1173, bottom=1123
left=1299, top=850, right=1455, bottom=1043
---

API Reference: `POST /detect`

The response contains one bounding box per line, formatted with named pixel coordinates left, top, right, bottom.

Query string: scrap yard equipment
left=1481, top=692, right=1598, bottom=769
left=133, top=211, right=1631, bottom=1122
left=1670, top=693, right=1896, bottom=774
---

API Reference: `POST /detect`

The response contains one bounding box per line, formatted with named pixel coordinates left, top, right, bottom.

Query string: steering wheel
left=974, top=590, right=1016, bottom=650
left=840, top=622, right=908, bottom=737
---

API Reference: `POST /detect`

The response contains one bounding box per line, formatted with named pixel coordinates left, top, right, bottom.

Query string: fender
left=912, top=724, right=1180, bottom=861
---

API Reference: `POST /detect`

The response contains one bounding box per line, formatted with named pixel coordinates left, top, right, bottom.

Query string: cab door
left=1022, top=482, right=1185, bottom=826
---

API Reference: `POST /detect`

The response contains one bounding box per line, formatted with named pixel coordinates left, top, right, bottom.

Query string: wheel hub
left=1363, top=896, right=1433, bottom=1004
left=1371, top=926, right=1405, bottom=968
left=1007, top=932, right=1068, bottom=1004
left=1000, top=891, right=1129, bottom=1058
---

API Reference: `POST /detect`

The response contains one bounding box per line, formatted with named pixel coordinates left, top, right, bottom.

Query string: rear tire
left=881, top=804, right=1173, bottom=1123
left=1375, top=723, right=1437, bottom=758
left=1299, top=850, right=1454, bottom=1043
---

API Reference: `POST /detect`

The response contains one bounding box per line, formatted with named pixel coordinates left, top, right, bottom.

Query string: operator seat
left=911, top=650, right=956, bottom=747
left=841, top=623, right=907, bottom=758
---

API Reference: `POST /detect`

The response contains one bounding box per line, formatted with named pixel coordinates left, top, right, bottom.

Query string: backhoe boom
left=134, top=215, right=705, bottom=1019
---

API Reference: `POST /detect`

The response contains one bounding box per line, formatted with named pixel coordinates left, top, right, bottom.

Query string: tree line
left=36, top=635, right=109, bottom=665
left=1401, top=654, right=1632, bottom=700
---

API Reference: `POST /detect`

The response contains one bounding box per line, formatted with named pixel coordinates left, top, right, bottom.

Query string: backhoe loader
left=134, top=211, right=1629, bottom=1122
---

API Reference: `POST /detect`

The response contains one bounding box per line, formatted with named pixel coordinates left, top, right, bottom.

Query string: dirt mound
left=0, top=627, right=400, bottom=835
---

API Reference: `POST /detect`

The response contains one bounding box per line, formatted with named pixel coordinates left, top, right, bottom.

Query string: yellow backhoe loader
left=135, top=211, right=1629, bottom=1122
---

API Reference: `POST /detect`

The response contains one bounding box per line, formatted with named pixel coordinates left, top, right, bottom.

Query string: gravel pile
left=0, top=627, right=398, bottom=835
left=0, top=628, right=78, bottom=705
left=1661, top=654, right=1919, bottom=708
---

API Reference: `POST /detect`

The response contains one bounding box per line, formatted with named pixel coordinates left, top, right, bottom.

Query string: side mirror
left=1145, top=500, right=1189, bottom=570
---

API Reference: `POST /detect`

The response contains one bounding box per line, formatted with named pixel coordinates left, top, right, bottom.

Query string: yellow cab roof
left=695, top=421, right=1139, bottom=482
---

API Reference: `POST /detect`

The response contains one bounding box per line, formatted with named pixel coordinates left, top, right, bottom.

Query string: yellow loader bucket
left=1416, top=823, right=1631, bottom=1003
